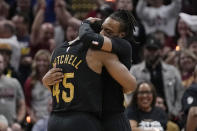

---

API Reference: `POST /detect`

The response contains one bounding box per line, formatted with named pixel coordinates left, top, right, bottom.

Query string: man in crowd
left=0, top=53, right=25, bottom=126
left=127, top=36, right=184, bottom=118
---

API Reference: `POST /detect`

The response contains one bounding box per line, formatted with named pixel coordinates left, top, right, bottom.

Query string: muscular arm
left=42, top=66, right=64, bottom=90
left=92, top=50, right=136, bottom=93
left=42, top=49, right=136, bottom=94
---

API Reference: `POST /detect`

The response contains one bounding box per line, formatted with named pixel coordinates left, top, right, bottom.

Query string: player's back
left=48, top=40, right=103, bottom=131
left=50, top=40, right=103, bottom=116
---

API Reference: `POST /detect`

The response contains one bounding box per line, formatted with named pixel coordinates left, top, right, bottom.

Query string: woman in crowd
left=177, top=49, right=197, bottom=88
left=126, top=81, right=168, bottom=131
left=24, top=49, right=51, bottom=123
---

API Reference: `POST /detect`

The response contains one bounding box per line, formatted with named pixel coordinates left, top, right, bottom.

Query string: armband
left=79, top=21, right=104, bottom=49
left=91, top=34, right=104, bottom=49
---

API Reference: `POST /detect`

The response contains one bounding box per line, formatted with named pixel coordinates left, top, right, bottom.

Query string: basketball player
left=43, top=10, right=137, bottom=131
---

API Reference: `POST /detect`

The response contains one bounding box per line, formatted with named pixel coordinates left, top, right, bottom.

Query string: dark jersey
left=50, top=41, right=103, bottom=117
left=102, top=38, right=132, bottom=117
left=126, top=106, right=168, bottom=130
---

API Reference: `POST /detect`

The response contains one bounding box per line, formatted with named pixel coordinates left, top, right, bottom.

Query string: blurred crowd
left=0, top=0, right=197, bottom=131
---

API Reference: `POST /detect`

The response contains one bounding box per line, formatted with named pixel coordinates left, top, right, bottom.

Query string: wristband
left=91, top=34, right=104, bottom=49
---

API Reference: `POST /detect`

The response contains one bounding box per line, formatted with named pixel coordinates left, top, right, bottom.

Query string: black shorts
left=102, top=112, right=131, bottom=131
left=48, top=112, right=102, bottom=131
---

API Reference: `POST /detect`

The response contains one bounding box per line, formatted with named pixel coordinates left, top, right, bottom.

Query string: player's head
left=100, top=9, right=137, bottom=42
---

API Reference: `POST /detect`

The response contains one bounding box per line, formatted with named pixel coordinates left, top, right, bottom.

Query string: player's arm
left=42, top=66, right=64, bottom=90
left=79, top=18, right=131, bottom=54
left=94, top=50, right=136, bottom=93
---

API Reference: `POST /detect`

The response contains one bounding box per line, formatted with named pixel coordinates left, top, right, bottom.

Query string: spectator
left=126, top=36, right=184, bottom=117
left=0, top=53, right=26, bottom=125
left=30, top=0, right=55, bottom=57
left=15, top=14, right=32, bottom=86
left=187, top=36, right=197, bottom=56
left=155, top=96, right=167, bottom=111
left=30, top=0, right=80, bottom=56
left=8, top=0, right=34, bottom=26
left=116, top=0, right=133, bottom=11
left=149, top=30, right=177, bottom=60
left=126, top=81, right=168, bottom=131
left=32, top=98, right=52, bottom=131
left=175, top=16, right=195, bottom=50
left=136, top=0, right=182, bottom=37
left=179, top=13, right=197, bottom=33
left=54, top=0, right=81, bottom=28
left=54, top=0, right=81, bottom=43
left=24, top=50, right=51, bottom=123
left=181, top=65, right=197, bottom=130
left=0, top=44, right=19, bottom=79
left=177, top=49, right=197, bottom=88
left=156, top=96, right=180, bottom=131
left=17, top=53, right=32, bottom=89
left=11, top=13, right=30, bottom=49
left=0, top=20, right=21, bottom=71
left=164, top=16, right=196, bottom=66
left=64, top=25, right=78, bottom=42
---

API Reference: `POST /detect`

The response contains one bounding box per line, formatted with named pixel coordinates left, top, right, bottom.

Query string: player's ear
left=119, top=32, right=126, bottom=38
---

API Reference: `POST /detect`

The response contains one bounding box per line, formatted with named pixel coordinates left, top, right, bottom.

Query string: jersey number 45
left=52, top=73, right=74, bottom=103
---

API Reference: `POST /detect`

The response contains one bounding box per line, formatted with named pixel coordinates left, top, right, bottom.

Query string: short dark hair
left=109, top=9, right=137, bottom=43
left=129, top=81, right=157, bottom=109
